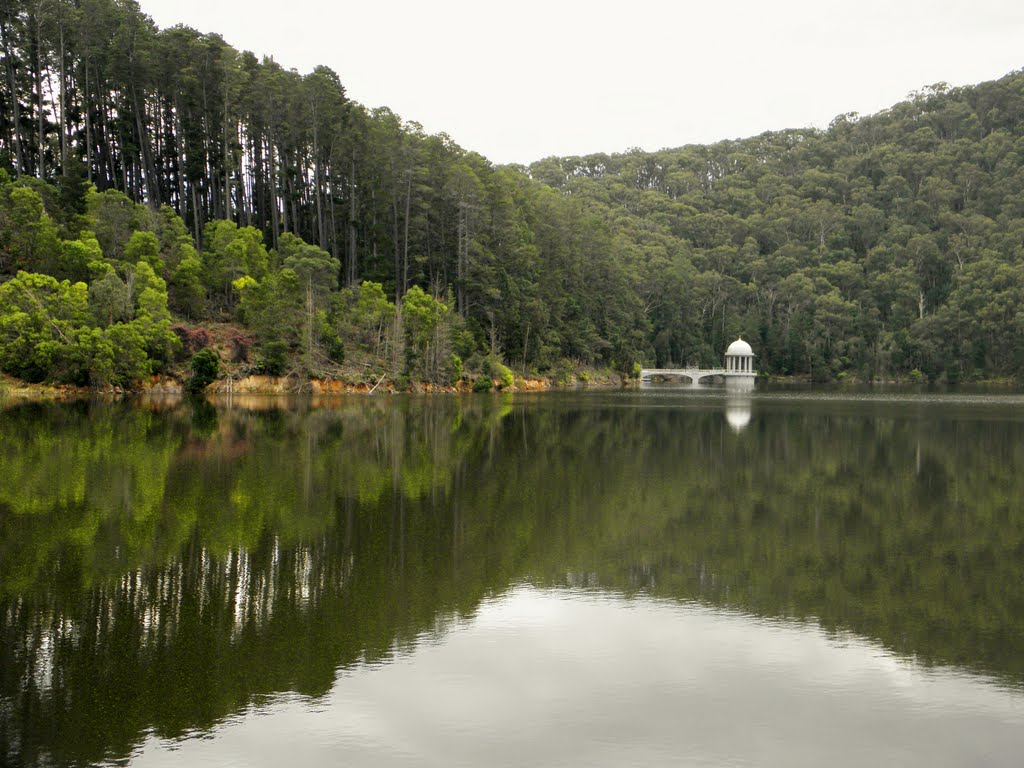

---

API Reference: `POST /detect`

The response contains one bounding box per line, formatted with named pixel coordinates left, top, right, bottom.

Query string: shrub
left=485, top=356, right=514, bottom=389
left=449, top=354, right=463, bottom=384
left=186, top=348, right=220, bottom=393
left=258, top=341, right=289, bottom=376
left=472, top=376, right=493, bottom=393
left=327, top=337, right=345, bottom=365
left=499, top=364, right=514, bottom=389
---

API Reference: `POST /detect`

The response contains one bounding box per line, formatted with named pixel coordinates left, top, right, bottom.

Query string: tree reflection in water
left=1, top=392, right=1023, bottom=766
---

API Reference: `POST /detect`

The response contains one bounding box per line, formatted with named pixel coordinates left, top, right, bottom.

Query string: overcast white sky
left=140, top=0, right=1024, bottom=165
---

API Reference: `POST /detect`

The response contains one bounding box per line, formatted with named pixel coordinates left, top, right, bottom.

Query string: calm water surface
left=1, top=389, right=1023, bottom=766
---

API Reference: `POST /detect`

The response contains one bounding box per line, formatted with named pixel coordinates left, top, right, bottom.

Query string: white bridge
left=640, top=367, right=754, bottom=384
left=642, top=338, right=758, bottom=387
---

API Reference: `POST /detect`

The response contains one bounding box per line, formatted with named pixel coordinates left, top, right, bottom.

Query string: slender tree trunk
left=102, top=94, right=119, bottom=190
left=191, top=185, right=201, bottom=247
left=223, top=81, right=231, bottom=221
left=173, top=101, right=187, bottom=216
left=58, top=20, right=67, bottom=174
left=289, top=164, right=299, bottom=237
left=0, top=16, right=25, bottom=175
left=457, top=201, right=467, bottom=315
left=311, top=115, right=326, bottom=247
left=372, top=187, right=379, bottom=278
left=403, top=169, right=411, bottom=293
left=347, top=156, right=357, bottom=285
left=84, top=57, right=92, bottom=182
left=33, top=10, right=44, bottom=178
left=132, top=87, right=156, bottom=203
left=522, top=323, right=530, bottom=376
left=328, top=178, right=339, bottom=261
left=269, top=136, right=281, bottom=248
left=392, top=193, right=401, bottom=299
left=305, top=278, right=315, bottom=373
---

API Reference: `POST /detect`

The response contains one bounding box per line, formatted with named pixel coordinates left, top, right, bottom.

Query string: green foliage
left=0, top=272, right=90, bottom=382
left=0, top=185, right=61, bottom=274
left=327, top=337, right=346, bottom=365
left=202, top=221, right=270, bottom=302
left=154, top=205, right=194, bottom=268
left=87, top=188, right=150, bottom=263
left=133, top=284, right=181, bottom=372
left=258, top=340, right=290, bottom=376
left=124, top=231, right=163, bottom=273
left=186, top=349, right=220, bottom=393
left=320, top=322, right=345, bottom=365
left=105, top=322, right=150, bottom=384
left=57, top=231, right=105, bottom=283
left=88, top=271, right=132, bottom=327
left=471, top=376, right=493, bottom=393
left=329, top=281, right=396, bottom=356
left=278, top=233, right=339, bottom=297
left=486, top=358, right=514, bottom=389
left=402, top=286, right=458, bottom=383
left=3, top=0, right=1024, bottom=384
left=169, top=254, right=206, bottom=319
left=239, top=270, right=303, bottom=362
left=0, top=261, right=179, bottom=387
left=402, top=286, right=447, bottom=349
left=481, top=356, right=513, bottom=388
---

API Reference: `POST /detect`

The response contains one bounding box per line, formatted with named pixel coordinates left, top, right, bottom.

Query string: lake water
left=1, top=389, right=1023, bottom=767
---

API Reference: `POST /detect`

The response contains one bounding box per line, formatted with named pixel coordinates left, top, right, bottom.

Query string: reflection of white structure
left=640, top=337, right=759, bottom=387
left=725, top=398, right=752, bottom=433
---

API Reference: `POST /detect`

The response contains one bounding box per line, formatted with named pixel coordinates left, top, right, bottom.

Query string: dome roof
left=726, top=337, right=754, bottom=357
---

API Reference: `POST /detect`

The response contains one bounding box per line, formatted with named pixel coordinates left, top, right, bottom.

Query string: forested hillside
left=530, top=80, right=1024, bottom=381
left=1, top=0, right=1023, bottom=386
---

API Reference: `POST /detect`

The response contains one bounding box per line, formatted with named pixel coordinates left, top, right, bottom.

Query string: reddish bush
left=229, top=332, right=253, bottom=363
left=171, top=325, right=213, bottom=354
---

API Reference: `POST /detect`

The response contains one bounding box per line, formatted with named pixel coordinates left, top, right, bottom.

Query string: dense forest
left=1, top=0, right=1023, bottom=386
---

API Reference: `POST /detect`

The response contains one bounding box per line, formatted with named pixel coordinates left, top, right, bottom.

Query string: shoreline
left=0, top=371, right=625, bottom=400
left=4, top=372, right=1020, bottom=401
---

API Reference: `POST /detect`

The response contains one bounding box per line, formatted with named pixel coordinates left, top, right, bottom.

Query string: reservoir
left=2, top=389, right=1023, bottom=766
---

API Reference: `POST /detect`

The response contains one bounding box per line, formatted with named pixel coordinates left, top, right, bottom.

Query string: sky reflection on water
left=128, top=587, right=1024, bottom=768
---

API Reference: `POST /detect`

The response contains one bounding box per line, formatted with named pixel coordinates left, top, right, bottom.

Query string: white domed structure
left=724, top=337, right=755, bottom=375
left=726, top=338, right=753, bottom=357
